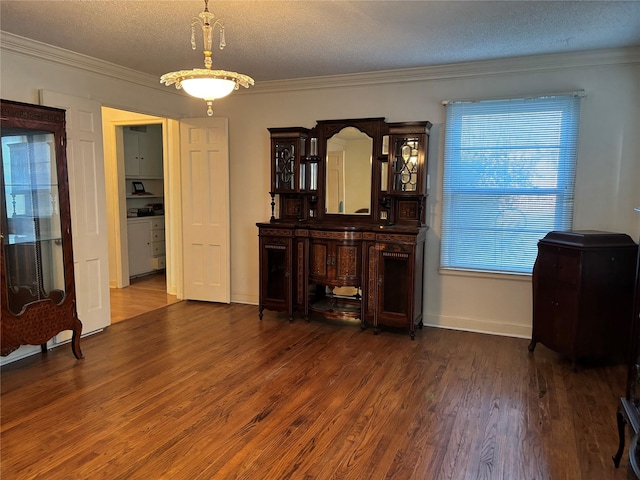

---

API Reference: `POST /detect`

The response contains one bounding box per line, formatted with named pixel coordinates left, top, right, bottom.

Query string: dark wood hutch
left=257, top=117, right=431, bottom=338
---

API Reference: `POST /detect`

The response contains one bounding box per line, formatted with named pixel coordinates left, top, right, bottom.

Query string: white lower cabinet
left=127, top=216, right=165, bottom=277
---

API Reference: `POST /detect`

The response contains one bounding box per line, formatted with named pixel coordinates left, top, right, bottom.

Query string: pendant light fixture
left=161, top=0, right=254, bottom=116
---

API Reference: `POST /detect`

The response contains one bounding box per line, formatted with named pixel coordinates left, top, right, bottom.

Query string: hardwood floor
left=109, top=272, right=180, bottom=324
left=0, top=302, right=630, bottom=479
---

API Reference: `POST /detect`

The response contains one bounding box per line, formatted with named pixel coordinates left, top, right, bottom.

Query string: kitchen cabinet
left=124, top=125, right=164, bottom=217
left=124, top=125, right=163, bottom=178
left=127, top=216, right=165, bottom=277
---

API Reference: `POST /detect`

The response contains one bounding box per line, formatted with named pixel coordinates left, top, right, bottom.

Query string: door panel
left=180, top=118, right=230, bottom=303
left=40, top=90, right=111, bottom=337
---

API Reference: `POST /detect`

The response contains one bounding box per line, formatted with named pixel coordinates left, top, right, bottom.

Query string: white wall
left=214, top=48, right=640, bottom=337
left=2, top=31, right=639, bottom=338
left=0, top=33, right=197, bottom=118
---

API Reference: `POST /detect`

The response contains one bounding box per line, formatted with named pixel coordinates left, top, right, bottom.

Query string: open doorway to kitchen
left=101, top=107, right=180, bottom=324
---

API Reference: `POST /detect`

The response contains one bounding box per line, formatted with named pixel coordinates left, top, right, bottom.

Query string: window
left=441, top=95, right=582, bottom=274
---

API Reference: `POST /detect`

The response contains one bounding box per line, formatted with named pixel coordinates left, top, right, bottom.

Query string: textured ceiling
left=1, top=1, right=639, bottom=83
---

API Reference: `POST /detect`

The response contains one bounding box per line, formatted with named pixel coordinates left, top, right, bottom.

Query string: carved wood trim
left=367, top=245, right=377, bottom=312
left=297, top=241, right=304, bottom=304
left=382, top=251, right=410, bottom=259
left=375, top=233, right=417, bottom=244
left=398, top=200, right=418, bottom=220
left=309, top=230, right=363, bottom=241
left=311, top=244, right=327, bottom=276
left=337, top=245, right=359, bottom=278
left=260, top=228, right=294, bottom=237
left=265, top=244, right=287, bottom=250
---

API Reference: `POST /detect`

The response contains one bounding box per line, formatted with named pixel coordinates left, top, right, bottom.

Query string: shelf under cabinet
left=125, top=176, right=163, bottom=180
left=126, top=195, right=163, bottom=199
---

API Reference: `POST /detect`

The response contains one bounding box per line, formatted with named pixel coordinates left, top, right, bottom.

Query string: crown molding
left=0, top=31, right=173, bottom=95
left=2, top=31, right=639, bottom=97
left=253, top=47, right=640, bottom=94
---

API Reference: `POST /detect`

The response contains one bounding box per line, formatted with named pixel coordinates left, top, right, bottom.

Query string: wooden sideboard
left=258, top=118, right=431, bottom=338
left=258, top=223, right=426, bottom=337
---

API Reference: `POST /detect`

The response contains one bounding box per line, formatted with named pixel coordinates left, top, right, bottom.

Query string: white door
left=40, top=90, right=111, bottom=336
left=180, top=118, right=230, bottom=303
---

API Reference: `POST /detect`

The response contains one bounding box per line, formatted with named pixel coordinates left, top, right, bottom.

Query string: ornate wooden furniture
left=529, top=230, right=637, bottom=365
left=0, top=99, right=83, bottom=359
left=257, top=118, right=431, bottom=338
left=613, top=210, right=640, bottom=477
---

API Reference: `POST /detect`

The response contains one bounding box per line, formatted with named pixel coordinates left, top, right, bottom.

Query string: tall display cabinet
left=257, top=118, right=431, bottom=338
left=0, top=99, right=83, bottom=359
left=613, top=209, right=640, bottom=477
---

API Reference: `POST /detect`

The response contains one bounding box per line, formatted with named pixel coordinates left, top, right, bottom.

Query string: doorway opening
left=101, top=107, right=179, bottom=324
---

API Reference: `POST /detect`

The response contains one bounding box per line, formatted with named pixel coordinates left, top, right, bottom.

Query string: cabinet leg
left=71, top=318, right=84, bottom=360
left=288, top=315, right=294, bottom=324
left=528, top=339, right=537, bottom=352
left=258, top=306, right=263, bottom=320
left=613, top=406, right=626, bottom=468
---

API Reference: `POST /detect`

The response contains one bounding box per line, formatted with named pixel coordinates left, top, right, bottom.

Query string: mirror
left=1, top=127, right=66, bottom=314
left=325, top=127, right=372, bottom=215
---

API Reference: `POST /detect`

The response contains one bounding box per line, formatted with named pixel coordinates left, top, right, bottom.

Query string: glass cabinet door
left=390, top=136, right=420, bottom=193
left=1, top=129, right=66, bottom=314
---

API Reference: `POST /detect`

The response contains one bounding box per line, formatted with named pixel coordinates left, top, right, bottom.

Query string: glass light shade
left=159, top=1, right=254, bottom=116
left=181, top=77, right=236, bottom=100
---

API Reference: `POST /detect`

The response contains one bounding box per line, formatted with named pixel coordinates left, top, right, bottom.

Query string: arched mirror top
left=319, top=117, right=384, bottom=141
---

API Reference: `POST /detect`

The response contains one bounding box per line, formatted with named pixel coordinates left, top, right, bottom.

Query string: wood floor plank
left=0, top=302, right=631, bottom=480
left=109, top=272, right=179, bottom=324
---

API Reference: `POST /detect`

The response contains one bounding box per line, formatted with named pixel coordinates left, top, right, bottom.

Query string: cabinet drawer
left=151, top=218, right=164, bottom=230
left=152, top=230, right=165, bottom=242
left=152, top=256, right=166, bottom=270
left=152, top=241, right=166, bottom=255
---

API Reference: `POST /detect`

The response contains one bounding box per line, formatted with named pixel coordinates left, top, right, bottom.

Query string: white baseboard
left=423, top=313, right=531, bottom=339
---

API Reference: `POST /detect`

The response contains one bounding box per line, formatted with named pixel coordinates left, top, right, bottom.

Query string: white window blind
left=441, top=95, right=582, bottom=274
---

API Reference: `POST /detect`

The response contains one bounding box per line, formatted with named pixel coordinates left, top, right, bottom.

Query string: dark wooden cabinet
left=258, top=118, right=430, bottom=338
left=268, top=128, right=310, bottom=222
left=386, top=123, right=430, bottom=226
left=1, top=99, right=83, bottom=359
left=529, top=230, right=637, bottom=365
left=309, top=230, right=362, bottom=287
left=372, top=231, right=426, bottom=338
left=614, top=213, right=640, bottom=477
left=258, top=227, right=294, bottom=322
